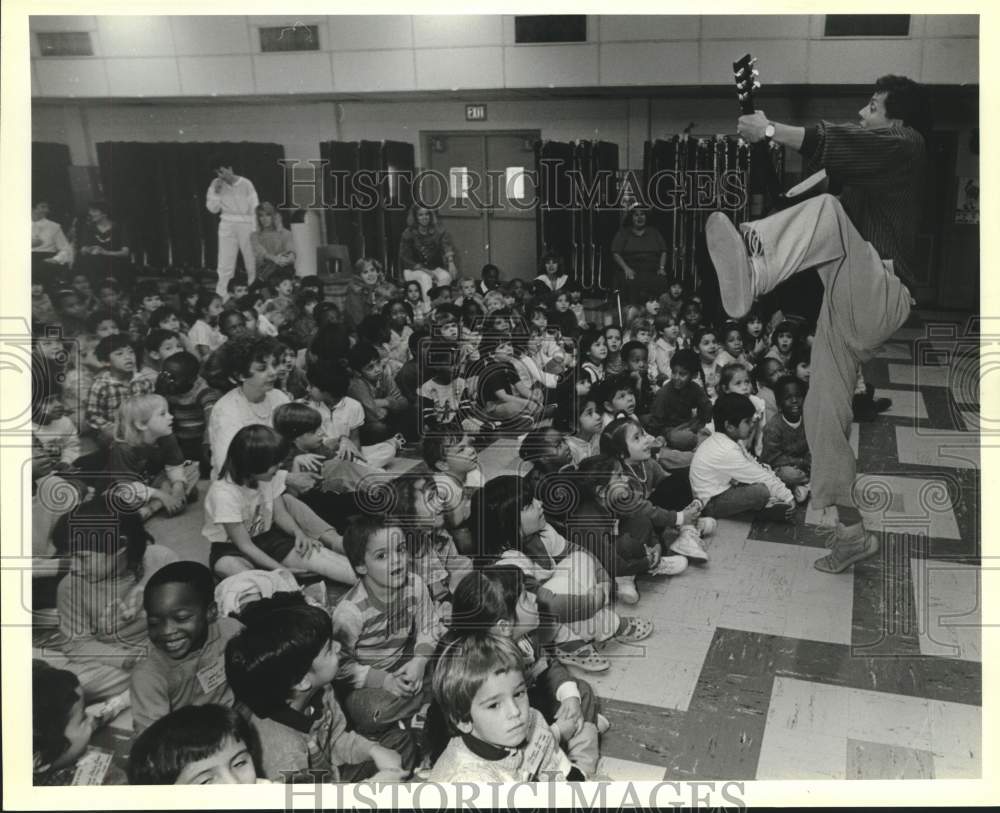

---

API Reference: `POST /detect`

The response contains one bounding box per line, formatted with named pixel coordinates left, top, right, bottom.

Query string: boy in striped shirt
left=331, top=516, right=443, bottom=771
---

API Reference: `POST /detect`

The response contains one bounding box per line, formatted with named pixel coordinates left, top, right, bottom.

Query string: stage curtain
left=96, top=141, right=286, bottom=270
left=31, top=142, right=74, bottom=229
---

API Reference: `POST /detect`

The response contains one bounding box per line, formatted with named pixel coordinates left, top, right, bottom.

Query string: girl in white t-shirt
left=203, top=424, right=356, bottom=585
left=187, top=292, right=226, bottom=360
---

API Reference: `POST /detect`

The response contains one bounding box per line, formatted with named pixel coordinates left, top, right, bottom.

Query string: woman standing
left=74, top=201, right=132, bottom=285
left=398, top=205, right=457, bottom=296
left=250, top=203, right=296, bottom=284
left=610, top=206, right=668, bottom=305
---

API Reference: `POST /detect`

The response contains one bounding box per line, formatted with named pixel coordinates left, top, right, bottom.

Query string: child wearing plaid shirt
left=85, top=335, right=153, bottom=444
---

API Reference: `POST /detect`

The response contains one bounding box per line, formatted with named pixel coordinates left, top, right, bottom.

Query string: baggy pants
left=743, top=195, right=911, bottom=509
left=216, top=220, right=257, bottom=296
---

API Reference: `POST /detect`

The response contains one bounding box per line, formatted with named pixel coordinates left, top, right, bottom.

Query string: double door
left=421, top=131, right=540, bottom=280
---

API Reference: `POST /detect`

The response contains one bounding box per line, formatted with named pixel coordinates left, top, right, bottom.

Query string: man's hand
left=737, top=110, right=770, bottom=143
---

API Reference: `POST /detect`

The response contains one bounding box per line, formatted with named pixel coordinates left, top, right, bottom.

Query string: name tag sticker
left=196, top=660, right=227, bottom=694
left=72, top=747, right=112, bottom=785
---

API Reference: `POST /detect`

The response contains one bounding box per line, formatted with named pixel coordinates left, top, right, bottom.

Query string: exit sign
left=466, top=104, right=487, bottom=121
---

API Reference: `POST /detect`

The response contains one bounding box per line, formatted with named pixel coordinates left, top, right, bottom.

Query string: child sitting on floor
left=689, top=393, right=796, bottom=522
left=128, top=704, right=263, bottom=785
left=51, top=502, right=178, bottom=702
left=760, top=376, right=812, bottom=504
left=226, top=592, right=406, bottom=783
left=599, top=415, right=710, bottom=563
left=301, top=361, right=403, bottom=470
left=717, top=363, right=767, bottom=457
left=755, top=357, right=786, bottom=425
left=389, top=474, right=473, bottom=620
left=559, top=396, right=604, bottom=465
left=420, top=427, right=482, bottom=554
left=646, top=349, right=713, bottom=449
left=155, top=350, right=219, bottom=474
left=346, top=342, right=409, bottom=444
left=471, top=475, right=653, bottom=649
left=202, top=424, right=356, bottom=585
left=570, top=454, right=692, bottom=606
left=648, top=314, right=681, bottom=385
left=135, top=329, right=183, bottom=389
left=428, top=633, right=582, bottom=782
left=428, top=567, right=608, bottom=776
left=107, top=394, right=201, bottom=522
left=715, top=321, right=753, bottom=371
left=32, top=660, right=128, bottom=786
left=130, top=561, right=241, bottom=733
left=331, top=517, right=443, bottom=771
left=602, top=325, right=625, bottom=376
left=62, top=333, right=102, bottom=435
left=187, top=292, right=225, bottom=361
left=85, top=334, right=153, bottom=445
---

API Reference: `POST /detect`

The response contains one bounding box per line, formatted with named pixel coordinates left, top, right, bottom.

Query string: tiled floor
left=95, top=310, right=982, bottom=782
left=590, top=311, right=981, bottom=780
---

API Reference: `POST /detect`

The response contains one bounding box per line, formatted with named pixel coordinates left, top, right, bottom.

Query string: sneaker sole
left=706, top=212, right=754, bottom=319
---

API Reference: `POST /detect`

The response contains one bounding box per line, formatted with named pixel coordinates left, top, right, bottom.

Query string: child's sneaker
left=696, top=517, right=717, bottom=537
left=614, top=575, right=639, bottom=605
left=650, top=554, right=689, bottom=576
left=793, top=483, right=811, bottom=504
left=668, top=526, right=709, bottom=563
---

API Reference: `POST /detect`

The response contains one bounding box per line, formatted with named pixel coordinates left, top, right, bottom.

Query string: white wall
left=30, top=14, right=978, bottom=98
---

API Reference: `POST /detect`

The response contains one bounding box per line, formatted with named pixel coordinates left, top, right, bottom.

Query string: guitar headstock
left=733, top=54, right=760, bottom=115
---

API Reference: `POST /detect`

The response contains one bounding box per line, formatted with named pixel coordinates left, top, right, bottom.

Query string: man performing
left=206, top=156, right=259, bottom=297
left=706, top=75, right=930, bottom=574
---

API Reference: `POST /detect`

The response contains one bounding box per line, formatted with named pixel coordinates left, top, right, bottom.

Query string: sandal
left=556, top=644, right=610, bottom=673
left=614, top=616, right=654, bottom=643
left=814, top=533, right=879, bottom=574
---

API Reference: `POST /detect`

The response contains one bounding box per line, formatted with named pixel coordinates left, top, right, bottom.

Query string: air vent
left=37, top=31, right=93, bottom=57
left=515, top=15, right=587, bottom=44
left=824, top=15, right=910, bottom=37
left=259, top=24, right=320, bottom=52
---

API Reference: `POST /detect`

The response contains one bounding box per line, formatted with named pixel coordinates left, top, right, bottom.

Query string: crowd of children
left=31, top=236, right=820, bottom=786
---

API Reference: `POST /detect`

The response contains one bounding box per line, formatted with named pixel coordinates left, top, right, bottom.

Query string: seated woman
left=249, top=202, right=296, bottom=285
left=398, top=205, right=457, bottom=296
left=74, top=201, right=131, bottom=285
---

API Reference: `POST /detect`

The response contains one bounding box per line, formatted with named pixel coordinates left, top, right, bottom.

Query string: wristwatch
left=764, top=123, right=776, bottom=141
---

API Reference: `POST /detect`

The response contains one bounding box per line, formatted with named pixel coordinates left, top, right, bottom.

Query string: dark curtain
left=358, top=140, right=384, bottom=268
left=318, top=139, right=416, bottom=280
left=319, top=140, right=362, bottom=264
left=32, top=142, right=74, bottom=229
left=96, top=141, right=285, bottom=270
left=593, top=141, right=620, bottom=293
left=535, top=140, right=575, bottom=275
left=381, top=140, right=416, bottom=281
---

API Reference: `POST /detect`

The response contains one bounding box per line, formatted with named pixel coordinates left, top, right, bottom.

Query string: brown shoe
left=814, top=533, right=879, bottom=574
left=706, top=212, right=754, bottom=318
